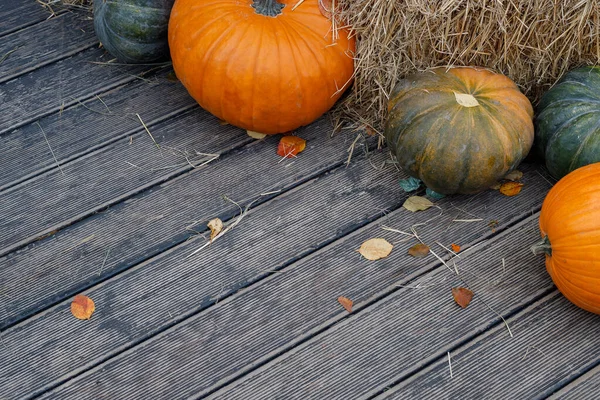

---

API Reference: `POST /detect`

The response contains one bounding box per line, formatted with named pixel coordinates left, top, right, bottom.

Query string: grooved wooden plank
left=0, top=118, right=345, bottom=329
left=38, top=165, right=552, bottom=399
left=1, top=150, right=403, bottom=400
left=0, top=11, right=97, bottom=84
left=377, top=292, right=600, bottom=400
left=550, top=364, right=600, bottom=399
left=0, top=46, right=150, bottom=135
left=0, top=0, right=58, bottom=37
left=199, top=212, right=556, bottom=399
left=0, top=69, right=197, bottom=191
left=0, top=107, right=254, bottom=256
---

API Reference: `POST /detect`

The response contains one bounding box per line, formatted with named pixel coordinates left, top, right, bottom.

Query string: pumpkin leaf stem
left=252, top=0, right=285, bottom=16
left=531, top=235, right=552, bottom=256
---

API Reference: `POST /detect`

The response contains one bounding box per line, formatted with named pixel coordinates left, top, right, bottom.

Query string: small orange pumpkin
left=532, top=163, right=600, bottom=314
left=168, top=0, right=355, bottom=134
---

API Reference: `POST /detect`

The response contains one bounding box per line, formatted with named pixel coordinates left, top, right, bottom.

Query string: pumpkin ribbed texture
left=534, top=66, right=600, bottom=180
left=535, top=162, right=600, bottom=314
left=384, top=67, right=534, bottom=195
left=93, top=0, right=174, bottom=63
left=168, top=0, right=355, bottom=134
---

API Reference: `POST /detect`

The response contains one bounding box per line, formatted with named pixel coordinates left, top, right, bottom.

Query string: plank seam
left=0, top=66, right=169, bottom=137
left=28, top=200, right=543, bottom=400
left=363, top=288, right=561, bottom=400
left=0, top=7, right=69, bottom=39
left=0, top=103, right=198, bottom=192
left=19, top=159, right=358, bottom=399
left=197, top=210, right=545, bottom=399
left=0, top=154, right=347, bottom=331
left=539, top=355, right=600, bottom=399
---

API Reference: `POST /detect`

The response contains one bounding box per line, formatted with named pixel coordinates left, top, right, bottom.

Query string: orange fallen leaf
left=338, top=296, right=353, bottom=312
left=277, top=135, right=306, bottom=158
left=451, top=243, right=461, bottom=253
left=452, top=287, right=474, bottom=309
left=71, top=294, right=95, bottom=320
left=499, top=181, right=524, bottom=197
left=319, top=0, right=332, bottom=19
left=365, top=125, right=377, bottom=136
left=408, top=243, right=430, bottom=258
left=207, top=218, right=223, bottom=241
left=358, top=238, right=393, bottom=260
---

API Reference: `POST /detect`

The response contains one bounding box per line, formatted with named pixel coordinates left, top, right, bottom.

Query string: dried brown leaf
left=402, top=196, right=434, bottom=212
left=338, top=296, right=353, bottom=312
left=358, top=238, right=393, bottom=260
left=408, top=243, right=430, bottom=258
left=452, top=287, right=474, bottom=309
left=71, top=294, right=95, bottom=320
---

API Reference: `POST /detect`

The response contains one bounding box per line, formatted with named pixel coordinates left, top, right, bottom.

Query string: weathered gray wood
left=550, top=364, right=600, bottom=399
left=0, top=0, right=61, bottom=37
left=0, top=69, right=197, bottom=191
left=377, top=292, right=600, bottom=400
left=198, top=213, right=556, bottom=399
left=0, top=11, right=97, bottom=84
left=1, top=150, right=404, bottom=399
left=0, top=46, right=150, bottom=135
left=0, top=119, right=348, bottom=329
left=0, top=107, right=253, bottom=256
left=36, top=165, right=553, bottom=399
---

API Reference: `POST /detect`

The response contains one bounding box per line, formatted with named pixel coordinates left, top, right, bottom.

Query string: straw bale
left=334, top=0, right=600, bottom=130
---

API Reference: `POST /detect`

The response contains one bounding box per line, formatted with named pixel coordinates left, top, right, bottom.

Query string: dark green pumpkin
left=534, top=66, right=600, bottom=180
left=93, top=0, right=175, bottom=63
left=384, top=67, right=534, bottom=195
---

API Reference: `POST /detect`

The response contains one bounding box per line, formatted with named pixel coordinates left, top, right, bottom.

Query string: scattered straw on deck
left=334, top=0, right=600, bottom=130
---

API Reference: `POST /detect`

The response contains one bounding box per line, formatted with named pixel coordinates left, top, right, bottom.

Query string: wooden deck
left=1, top=2, right=599, bottom=399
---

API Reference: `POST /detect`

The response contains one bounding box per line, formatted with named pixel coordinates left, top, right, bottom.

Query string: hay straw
left=334, top=0, right=600, bottom=129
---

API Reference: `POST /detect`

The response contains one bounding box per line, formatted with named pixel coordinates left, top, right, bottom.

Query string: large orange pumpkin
left=532, top=162, right=600, bottom=314
left=168, top=0, right=355, bottom=134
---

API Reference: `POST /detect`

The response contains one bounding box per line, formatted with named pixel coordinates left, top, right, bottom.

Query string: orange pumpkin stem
left=252, top=0, right=285, bottom=16
left=531, top=235, right=552, bottom=256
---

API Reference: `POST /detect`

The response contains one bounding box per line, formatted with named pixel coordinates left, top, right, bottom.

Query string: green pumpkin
left=384, top=67, right=534, bottom=195
left=534, top=66, right=600, bottom=180
left=93, top=0, right=175, bottom=63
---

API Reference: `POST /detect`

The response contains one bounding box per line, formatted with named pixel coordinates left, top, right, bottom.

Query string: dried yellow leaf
left=358, top=238, right=393, bottom=260
left=247, top=130, right=267, bottom=139
left=403, top=196, right=434, bottom=212
left=504, top=170, right=523, bottom=181
left=207, top=218, right=223, bottom=241
left=454, top=92, right=480, bottom=107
